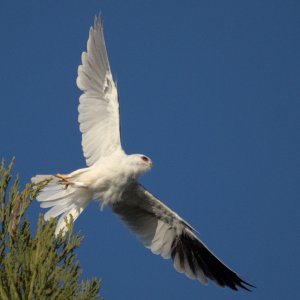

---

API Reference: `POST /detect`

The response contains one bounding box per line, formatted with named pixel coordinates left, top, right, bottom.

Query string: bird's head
left=128, top=154, right=153, bottom=178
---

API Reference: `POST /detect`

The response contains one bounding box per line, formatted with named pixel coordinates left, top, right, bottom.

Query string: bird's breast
left=88, top=163, right=135, bottom=206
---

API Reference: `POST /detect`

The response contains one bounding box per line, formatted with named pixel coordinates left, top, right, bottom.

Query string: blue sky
left=1, top=1, right=299, bottom=299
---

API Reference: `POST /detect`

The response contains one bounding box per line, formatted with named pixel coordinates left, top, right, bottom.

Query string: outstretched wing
left=111, top=183, right=253, bottom=291
left=77, top=16, right=123, bottom=166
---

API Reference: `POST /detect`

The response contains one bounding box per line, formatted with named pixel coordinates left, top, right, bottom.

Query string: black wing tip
left=214, top=275, right=255, bottom=292
left=236, top=279, right=256, bottom=292
left=174, top=232, right=255, bottom=292
left=222, top=276, right=255, bottom=292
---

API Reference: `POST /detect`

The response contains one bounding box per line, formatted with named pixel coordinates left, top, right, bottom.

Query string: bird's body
left=33, top=152, right=152, bottom=229
left=81, top=152, right=153, bottom=203
left=32, top=16, right=253, bottom=291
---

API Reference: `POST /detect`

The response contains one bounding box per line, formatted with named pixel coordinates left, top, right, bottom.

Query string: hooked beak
left=149, top=160, right=153, bottom=168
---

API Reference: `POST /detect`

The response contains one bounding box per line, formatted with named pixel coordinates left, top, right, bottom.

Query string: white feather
left=173, top=253, right=184, bottom=273
left=77, top=17, right=122, bottom=165
left=160, top=228, right=174, bottom=259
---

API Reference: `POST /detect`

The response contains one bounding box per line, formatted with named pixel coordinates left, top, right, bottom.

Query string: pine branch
left=0, top=159, right=102, bottom=300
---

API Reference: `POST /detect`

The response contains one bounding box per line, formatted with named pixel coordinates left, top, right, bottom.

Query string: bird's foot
left=54, top=173, right=73, bottom=189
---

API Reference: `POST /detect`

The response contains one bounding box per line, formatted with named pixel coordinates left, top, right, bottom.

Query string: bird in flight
left=32, top=16, right=253, bottom=291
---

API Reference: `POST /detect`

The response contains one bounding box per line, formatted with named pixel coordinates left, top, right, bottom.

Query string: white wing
left=111, top=183, right=253, bottom=291
left=77, top=16, right=122, bottom=166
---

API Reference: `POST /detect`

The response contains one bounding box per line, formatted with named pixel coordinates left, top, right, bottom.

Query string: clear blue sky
left=1, top=1, right=299, bottom=299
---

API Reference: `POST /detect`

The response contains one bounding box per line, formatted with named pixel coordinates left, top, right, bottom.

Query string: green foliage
left=0, top=159, right=102, bottom=300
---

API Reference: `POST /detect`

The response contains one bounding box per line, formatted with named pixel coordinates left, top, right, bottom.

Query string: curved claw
left=54, top=173, right=73, bottom=189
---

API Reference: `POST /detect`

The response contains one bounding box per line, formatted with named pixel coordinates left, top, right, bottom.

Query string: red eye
left=141, top=156, right=149, bottom=162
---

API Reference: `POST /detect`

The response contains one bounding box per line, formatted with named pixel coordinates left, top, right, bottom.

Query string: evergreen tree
left=0, top=159, right=101, bottom=300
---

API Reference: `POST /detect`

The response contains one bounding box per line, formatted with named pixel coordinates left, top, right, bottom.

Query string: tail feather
left=55, top=206, right=86, bottom=236
left=44, top=203, right=74, bottom=220
left=31, top=175, right=56, bottom=184
left=40, top=196, right=76, bottom=208
left=31, top=174, right=92, bottom=236
left=38, top=188, right=76, bottom=202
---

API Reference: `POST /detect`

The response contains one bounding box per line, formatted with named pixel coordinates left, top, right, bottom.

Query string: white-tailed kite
left=32, top=16, right=253, bottom=291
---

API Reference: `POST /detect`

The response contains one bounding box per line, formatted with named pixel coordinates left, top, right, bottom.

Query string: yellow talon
left=54, top=173, right=72, bottom=189
left=55, top=173, right=69, bottom=181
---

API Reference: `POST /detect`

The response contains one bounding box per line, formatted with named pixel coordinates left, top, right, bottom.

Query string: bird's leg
left=54, top=173, right=69, bottom=181
left=54, top=173, right=73, bottom=189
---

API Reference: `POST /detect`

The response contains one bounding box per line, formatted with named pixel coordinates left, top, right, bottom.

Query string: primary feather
left=77, top=17, right=122, bottom=165
left=112, top=183, right=253, bottom=291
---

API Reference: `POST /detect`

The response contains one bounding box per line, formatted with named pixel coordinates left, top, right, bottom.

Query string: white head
left=128, top=154, right=153, bottom=178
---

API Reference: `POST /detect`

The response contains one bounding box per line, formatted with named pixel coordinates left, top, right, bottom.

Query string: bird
left=32, top=16, right=253, bottom=291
